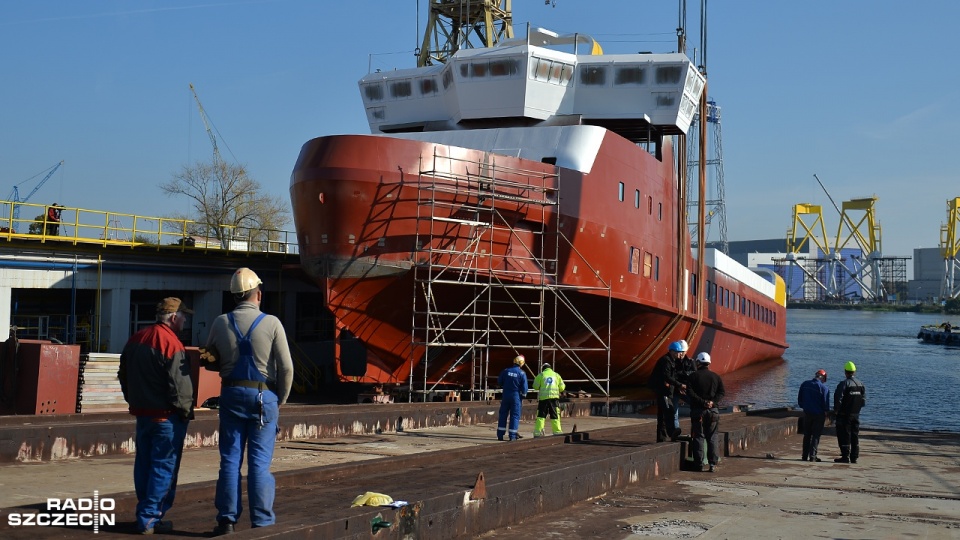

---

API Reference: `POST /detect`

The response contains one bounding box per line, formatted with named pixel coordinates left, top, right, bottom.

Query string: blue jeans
left=672, top=395, right=681, bottom=430
left=215, top=386, right=280, bottom=527
left=134, top=415, right=188, bottom=533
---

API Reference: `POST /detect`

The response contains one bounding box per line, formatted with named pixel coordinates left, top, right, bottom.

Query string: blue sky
left=1, top=1, right=956, bottom=262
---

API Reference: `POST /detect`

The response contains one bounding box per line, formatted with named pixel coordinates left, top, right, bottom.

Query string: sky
left=1, top=0, right=958, bottom=264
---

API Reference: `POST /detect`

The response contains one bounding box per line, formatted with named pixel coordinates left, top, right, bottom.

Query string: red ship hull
left=290, top=128, right=788, bottom=388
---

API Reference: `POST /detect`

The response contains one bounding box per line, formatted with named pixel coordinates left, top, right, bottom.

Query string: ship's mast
left=417, top=0, right=514, bottom=67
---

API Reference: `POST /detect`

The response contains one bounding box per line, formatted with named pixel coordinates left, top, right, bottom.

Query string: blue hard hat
left=668, top=341, right=684, bottom=352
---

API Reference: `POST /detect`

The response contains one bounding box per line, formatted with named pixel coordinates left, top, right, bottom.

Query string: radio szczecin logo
left=6, top=491, right=115, bottom=533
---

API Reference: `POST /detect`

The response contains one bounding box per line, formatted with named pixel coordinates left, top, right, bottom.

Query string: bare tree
left=161, top=161, right=290, bottom=248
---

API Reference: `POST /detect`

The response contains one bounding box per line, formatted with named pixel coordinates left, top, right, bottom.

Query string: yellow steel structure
left=784, top=197, right=888, bottom=301
left=834, top=196, right=886, bottom=300
left=836, top=197, right=881, bottom=256
left=787, top=203, right=830, bottom=256
left=418, top=0, right=513, bottom=67
left=940, top=197, right=960, bottom=299
left=784, top=203, right=834, bottom=300
left=0, top=200, right=298, bottom=255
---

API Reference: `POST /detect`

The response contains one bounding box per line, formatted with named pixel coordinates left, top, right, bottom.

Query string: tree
left=161, top=161, right=290, bottom=249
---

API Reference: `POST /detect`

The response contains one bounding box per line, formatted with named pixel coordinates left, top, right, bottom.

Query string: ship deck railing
left=0, top=200, right=299, bottom=256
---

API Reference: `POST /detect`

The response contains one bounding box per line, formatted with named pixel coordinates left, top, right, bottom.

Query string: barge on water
left=917, top=323, right=960, bottom=345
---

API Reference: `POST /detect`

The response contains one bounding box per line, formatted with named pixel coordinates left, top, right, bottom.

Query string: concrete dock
left=0, top=403, right=957, bottom=539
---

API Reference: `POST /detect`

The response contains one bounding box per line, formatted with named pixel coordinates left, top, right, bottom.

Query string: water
left=721, top=309, right=960, bottom=433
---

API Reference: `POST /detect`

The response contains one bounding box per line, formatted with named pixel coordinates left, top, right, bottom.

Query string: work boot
left=212, top=520, right=235, bottom=536
left=141, top=520, right=173, bottom=535
left=834, top=457, right=850, bottom=463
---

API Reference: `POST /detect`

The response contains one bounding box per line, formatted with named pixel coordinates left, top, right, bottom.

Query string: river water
left=719, top=309, right=960, bottom=433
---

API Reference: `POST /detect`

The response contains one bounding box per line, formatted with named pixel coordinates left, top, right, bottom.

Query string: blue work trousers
left=134, top=415, right=188, bottom=533
left=497, top=394, right=522, bottom=440
left=672, top=394, right=682, bottom=430
left=215, top=386, right=280, bottom=527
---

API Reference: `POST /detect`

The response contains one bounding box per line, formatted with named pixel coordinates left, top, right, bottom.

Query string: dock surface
left=0, top=406, right=958, bottom=538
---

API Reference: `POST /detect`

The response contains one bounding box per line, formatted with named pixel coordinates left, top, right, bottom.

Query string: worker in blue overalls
left=497, top=354, right=529, bottom=441
left=203, top=268, right=294, bottom=535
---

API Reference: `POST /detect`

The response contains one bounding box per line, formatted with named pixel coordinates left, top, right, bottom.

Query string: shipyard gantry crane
left=784, top=196, right=886, bottom=301
left=6, top=160, right=64, bottom=233
left=780, top=174, right=906, bottom=302
left=417, top=0, right=514, bottom=67
left=940, top=197, right=960, bottom=300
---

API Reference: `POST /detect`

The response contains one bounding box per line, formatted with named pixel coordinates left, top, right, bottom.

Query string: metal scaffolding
left=410, top=149, right=611, bottom=401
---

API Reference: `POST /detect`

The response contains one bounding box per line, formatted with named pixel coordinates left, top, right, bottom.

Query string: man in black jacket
left=686, top=352, right=725, bottom=472
left=833, top=361, right=866, bottom=463
left=649, top=341, right=686, bottom=442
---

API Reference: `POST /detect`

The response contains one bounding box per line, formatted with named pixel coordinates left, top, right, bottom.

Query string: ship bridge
left=359, top=28, right=705, bottom=141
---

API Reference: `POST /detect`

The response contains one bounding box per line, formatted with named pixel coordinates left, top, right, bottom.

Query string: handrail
left=0, top=200, right=299, bottom=256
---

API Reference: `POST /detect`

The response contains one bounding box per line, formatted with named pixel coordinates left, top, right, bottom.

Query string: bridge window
left=635, top=189, right=640, bottom=208
left=442, top=69, right=454, bottom=89
left=629, top=247, right=640, bottom=274
left=655, top=92, right=677, bottom=108
left=615, top=66, right=645, bottom=85
left=655, top=65, right=682, bottom=84
left=419, top=78, right=438, bottom=95
left=470, top=62, right=488, bottom=77
left=389, top=80, right=412, bottom=98
left=580, top=65, right=607, bottom=85
left=618, top=182, right=624, bottom=202
left=490, top=58, right=520, bottom=77
left=643, top=252, right=653, bottom=278
left=363, top=83, right=384, bottom=102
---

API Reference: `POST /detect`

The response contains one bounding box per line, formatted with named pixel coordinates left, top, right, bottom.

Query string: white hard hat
left=695, top=352, right=711, bottom=364
left=678, top=340, right=689, bottom=352
left=230, top=267, right=262, bottom=294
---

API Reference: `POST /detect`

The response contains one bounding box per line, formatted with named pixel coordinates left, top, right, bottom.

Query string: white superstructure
left=359, top=28, right=705, bottom=137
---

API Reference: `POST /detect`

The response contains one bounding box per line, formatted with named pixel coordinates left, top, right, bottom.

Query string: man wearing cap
left=672, top=340, right=696, bottom=441
left=833, top=361, right=866, bottom=464
left=797, top=369, right=830, bottom=462
left=204, top=267, right=294, bottom=535
left=649, top=341, right=685, bottom=442
left=685, top=352, right=725, bottom=472
left=118, top=297, right=195, bottom=534
left=532, top=362, right=565, bottom=437
left=497, top=354, right=528, bottom=441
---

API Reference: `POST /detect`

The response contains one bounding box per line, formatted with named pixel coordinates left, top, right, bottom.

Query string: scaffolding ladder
left=410, top=148, right=611, bottom=402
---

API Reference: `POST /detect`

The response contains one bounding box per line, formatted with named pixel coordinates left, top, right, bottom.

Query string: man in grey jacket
left=204, top=268, right=293, bottom=535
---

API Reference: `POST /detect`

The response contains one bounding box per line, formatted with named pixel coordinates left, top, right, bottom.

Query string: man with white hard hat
left=685, top=352, right=725, bottom=472
left=203, top=267, right=294, bottom=535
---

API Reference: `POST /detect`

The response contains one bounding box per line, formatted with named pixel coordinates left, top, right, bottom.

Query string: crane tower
left=417, top=0, right=514, bottom=67
left=686, top=99, right=727, bottom=254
